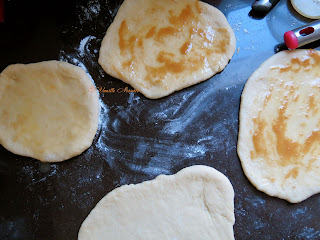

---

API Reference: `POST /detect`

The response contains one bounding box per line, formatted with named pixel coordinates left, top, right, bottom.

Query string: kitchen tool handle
left=284, top=19, right=320, bottom=49
left=251, top=0, right=280, bottom=13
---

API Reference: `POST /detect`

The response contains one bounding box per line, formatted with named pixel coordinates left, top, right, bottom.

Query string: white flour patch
left=184, top=145, right=207, bottom=158
left=59, top=41, right=98, bottom=89
left=197, top=136, right=214, bottom=144
left=245, top=196, right=266, bottom=209
left=18, top=164, right=59, bottom=188
left=78, top=36, right=96, bottom=57
left=127, top=92, right=141, bottom=105
left=253, top=219, right=267, bottom=230
left=162, top=90, right=213, bottom=135
left=299, top=227, right=320, bottom=238
left=106, top=0, right=121, bottom=18
left=85, top=74, right=241, bottom=180
left=126, top=163, right=171, bottom=176
left=59, top=32, right=104, bottom=76
left=94, top=99, right=110, bottom=154
left=235, top=205, right=247, bottom=217
left=20, top=165, right=34, bottom=179
left=133, top=142, right=148, bottom=159
left=77, top=0, right=101, bottom=24
left=292, top=206, right=308, bottom=219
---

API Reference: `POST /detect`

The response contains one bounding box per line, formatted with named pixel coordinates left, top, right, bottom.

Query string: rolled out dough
left=291, top=0, right=320, bottom=19
left=0, top=61, right=99, bottom=162
left=99, top=0, right=236, bottom=99
left=78, top=165, right=235, bottom=240
left=238, top=49, right=320, bottom=203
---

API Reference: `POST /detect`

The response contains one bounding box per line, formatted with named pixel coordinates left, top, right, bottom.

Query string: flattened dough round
left=99, top=0, right=236, bottom=99
left=291, top=0, right=320, bottom=19
left=238, top=49, right=320, bottom=203
left=78, top=165, right=235, bottom=240
left=0, top=61, right=99, bottom=162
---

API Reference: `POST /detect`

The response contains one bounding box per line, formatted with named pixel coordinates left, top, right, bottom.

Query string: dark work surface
left=0, top=0, right=320, bottom=239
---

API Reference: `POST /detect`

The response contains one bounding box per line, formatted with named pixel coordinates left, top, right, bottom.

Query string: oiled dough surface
left=99, top=0, right=236, bottom=99
left=238, top=50, right=320, bottom=203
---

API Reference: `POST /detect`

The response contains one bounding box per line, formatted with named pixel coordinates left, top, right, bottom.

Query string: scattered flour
left=77, top=0, right=101, bottom=24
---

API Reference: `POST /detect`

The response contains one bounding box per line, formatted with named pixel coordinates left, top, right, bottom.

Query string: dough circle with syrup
left=99, top=0, right=236, bottom=99
left=238, top=49, right=320, bottom=203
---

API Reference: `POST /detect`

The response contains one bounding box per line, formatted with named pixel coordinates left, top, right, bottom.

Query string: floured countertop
left=0, top=0, right=320, bottom=239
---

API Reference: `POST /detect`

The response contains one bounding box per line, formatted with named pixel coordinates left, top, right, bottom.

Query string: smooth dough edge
left=0, top=61, right=100, bottom=162
left=78, top=165, right=235, bottom=239
left=98, top=0, right=236, bottom=99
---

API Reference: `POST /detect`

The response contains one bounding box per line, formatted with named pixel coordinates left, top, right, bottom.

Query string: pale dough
left=99, top=0, right=236, bottom=99
left=78, top=165, right=235, bottom=240
left=238, top=49, right=320, bottom=203
left=0, top=61, right=99, bottom=162
left=291, top=0, right=320, bottom=19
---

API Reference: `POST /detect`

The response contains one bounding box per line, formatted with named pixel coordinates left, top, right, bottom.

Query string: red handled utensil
left=284, top=20, right=320, bottom=49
